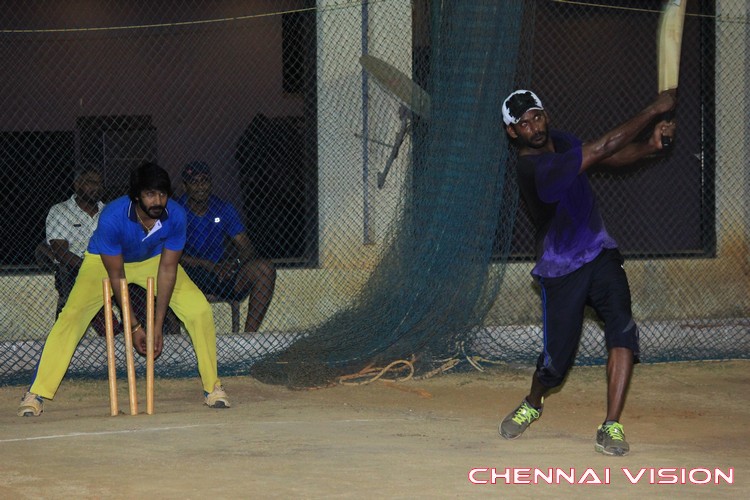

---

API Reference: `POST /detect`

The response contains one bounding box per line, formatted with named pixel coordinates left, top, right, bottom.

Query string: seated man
left=44, top=167, right=110, bottom=335
left=177, top=161, right=276, bottom=333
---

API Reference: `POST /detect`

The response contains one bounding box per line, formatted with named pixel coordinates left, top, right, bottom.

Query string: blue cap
left=182, top=161, right=211, bottom=183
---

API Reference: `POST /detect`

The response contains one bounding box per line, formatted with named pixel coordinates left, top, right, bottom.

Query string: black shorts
left=534, top=248, right=639, bottom=387
left=182, top=264, right=249, bottom=301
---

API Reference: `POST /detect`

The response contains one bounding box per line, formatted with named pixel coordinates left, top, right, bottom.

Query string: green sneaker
left=595, top=421, right=630, bottom=456
left=499, top=398, right=542, bottom=439
left=18, top=392, right=44, bottom=417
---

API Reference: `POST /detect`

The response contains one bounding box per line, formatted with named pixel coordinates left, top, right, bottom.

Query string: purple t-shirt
left=516, top=129, right=617, bottom=277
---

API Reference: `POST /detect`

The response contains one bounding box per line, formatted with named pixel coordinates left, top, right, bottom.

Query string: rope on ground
left=338, top=359, right=415, bottom=386
left=336, top=341, right=509, bottom=386
left=458, top=340, right=505, bottom=372
left=413, top=357, right=461, bottom=380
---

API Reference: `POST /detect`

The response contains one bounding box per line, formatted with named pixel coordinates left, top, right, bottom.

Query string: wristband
left=131, top=323, right=142, bottom=332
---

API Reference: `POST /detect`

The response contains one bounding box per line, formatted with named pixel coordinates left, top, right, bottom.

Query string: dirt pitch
left=1, top=359, right=747, bottom=499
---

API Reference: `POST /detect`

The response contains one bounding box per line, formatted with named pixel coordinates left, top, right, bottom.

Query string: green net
left=251, top=1, right=524, bottom=386
left=0, top=1, right=747, bottom=389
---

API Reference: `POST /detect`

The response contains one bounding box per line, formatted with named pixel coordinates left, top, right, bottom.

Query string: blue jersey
left=516, top=129, right=618, bottom=278
left=87, top=196, right=187, bottom=262
left=176, top=194, right=245, bottom=263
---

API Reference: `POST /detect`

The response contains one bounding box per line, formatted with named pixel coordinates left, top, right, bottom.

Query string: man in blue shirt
left=177, top=161, right=276, bottom=333
left=498, top=89, right=676, bottom=456
left=19, top=162, right=230, bottom=417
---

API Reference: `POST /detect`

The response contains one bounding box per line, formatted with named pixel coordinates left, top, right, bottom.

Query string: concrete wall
left=316, top=0, right=412, bottom=270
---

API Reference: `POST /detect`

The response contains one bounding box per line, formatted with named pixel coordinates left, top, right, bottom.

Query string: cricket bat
left=657, top=0, right=687, bottom=148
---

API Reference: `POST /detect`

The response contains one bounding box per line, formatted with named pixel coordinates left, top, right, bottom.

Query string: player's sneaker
left=499, top=398, right=542, bottom=439
left=17, top=392, right=44, bottom=417
left=595, top=421, right=630, bottom=456
left=204, top=384, right=231, bottom=408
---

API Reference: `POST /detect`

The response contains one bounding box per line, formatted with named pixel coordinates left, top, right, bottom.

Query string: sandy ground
left=0, top=359, right=747, bottom=499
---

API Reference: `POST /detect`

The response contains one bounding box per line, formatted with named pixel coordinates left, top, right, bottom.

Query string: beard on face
left=147, top=206, right=164, bottom=218
left=138, top=199, right=164, bottom=219
left=520, top=129, right=549, bottom=149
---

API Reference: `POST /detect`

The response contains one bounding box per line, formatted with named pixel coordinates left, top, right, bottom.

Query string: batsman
left=499, top=89, right=676, bottom=455
left=18, top=162, right=231, bottom=417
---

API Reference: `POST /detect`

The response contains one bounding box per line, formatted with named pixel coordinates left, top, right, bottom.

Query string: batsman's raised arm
left=581, top=90, right=677, bottom=171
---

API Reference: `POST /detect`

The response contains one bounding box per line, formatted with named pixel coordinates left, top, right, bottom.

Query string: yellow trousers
left=30, top=252, right=221, bottom=398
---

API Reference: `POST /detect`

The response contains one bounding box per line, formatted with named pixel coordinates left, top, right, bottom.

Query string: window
left=0, top=131, right=74, bottom=269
